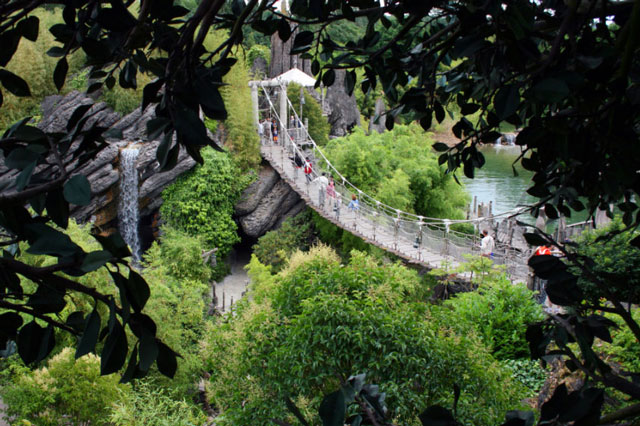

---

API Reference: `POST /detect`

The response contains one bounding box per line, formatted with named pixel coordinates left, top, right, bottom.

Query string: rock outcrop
left=2, top=90, right=307, bottom=242
left=269, top=25, right=312, bottom=78
left=326, top=70, right=361, bottom=137
left=0, top=91, right=199, bottom=232
left=234, top=161, right=305, bottom=238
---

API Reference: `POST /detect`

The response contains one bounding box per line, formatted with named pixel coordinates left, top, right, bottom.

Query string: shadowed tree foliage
left=1, top=2, right=640, bottom=424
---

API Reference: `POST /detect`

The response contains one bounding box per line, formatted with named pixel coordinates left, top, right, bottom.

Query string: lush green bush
left=571, top=218, right=640, bottom=304
left=252, top=210, right=314, bottom=272
left=322, top=124, right=469, bottom=218
left=438, top=260, right=545, bottom=360
left=110, top=379, right=206, bottom=426
left=100, top=70, right=153, bottom=115
left=0, top=9, right=85, bottom=130
left=246, top=44, right=271, bottom=77
left=4, top=221, right=211, bottom=416
left=203, top=30, right=261, bottom=171
left=202, top=247, right=527, bottom=426
left=160, top=147, right=252, bottom=277
left=0, top=348, right=129, bottom=426
left=500, top=358, right=548, bottom=396
left=287, top=83, right=331, bottom=146
left=219, top=54, right=261, bottom=170
left=601, top=308, right=640, bottom=373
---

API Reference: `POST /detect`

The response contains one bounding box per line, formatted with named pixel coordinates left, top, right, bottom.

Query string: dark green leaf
left=138, top=333, right=158, bottom=371
left=146, top=117, right=170, bottom=140
left=0, top=313, right=23, bottom=340
left=18, top=16, right=39, bottom=41
left=100, top=319, right=128, bottom=375
left=278, top=18, right=292, bottom=42
left=0, top=30, right=21, bottom=67
left=93, top=232, right=131, bottom=259
left=502, top=410, right=535, bottom=426
left=433, top=142, right=450, bottom=153
left=385, top=114, right=394, bottom=131
left=127, top=269, right=150, bottom=312
left=291, top=31, right=314, bottom=54
left=15, top=160, right=36, bottom=191
left=434, top=102, right=445, bottom=123
left=494, top=85, right=519, bottom=119
left=65, top=311, right=85, bottom=333
left=66, top=104, right=92, bottom=131
left=174, top=102, right=210, bottom=147
left=63, top=175, right=91, bottom=206
left=523, top=232, right=548, bottom=246
left=156, top=132, right=173, bottom=169
left=460, top=102, right=481, bottom=115
left=311, top=60, right=320, bottom=75
left=120, top=345, right=139, bottom=383
left=26, top=223, right=81, bottom=257
left=156, top=341, right=177, bottom=378
left=76, top=309, right=101, bottom=358
left=319, top=389, right=346, bottom=426
left=5, top=147, right=40, bottom=169
left=27, top=284, right=65, bottom=314
left=323, top=69, right=336, bottom=87
left=544, top=203, right=558, bottom=220
left=128, top=313, right=157, bottom=338
left=81, top=250, right=113, bottom=272
left=419, top=405, right=456, bottom=426
left=18, top=321, right=54, bottom=364
left=0, top=70, right=31, bottom=97
left=533, top=78, right=569, bottom=103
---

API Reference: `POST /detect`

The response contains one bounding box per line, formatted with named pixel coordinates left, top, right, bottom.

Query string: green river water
left=460, top=144, right=588, bottom=225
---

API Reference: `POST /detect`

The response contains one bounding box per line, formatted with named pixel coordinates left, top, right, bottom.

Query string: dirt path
left=213, top=250, right=251, bottom=313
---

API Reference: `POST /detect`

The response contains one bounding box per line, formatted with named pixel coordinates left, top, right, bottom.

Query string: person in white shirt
left=480, top=229, right=495, bottom=258
left=312, top=173, right=329, bottom=208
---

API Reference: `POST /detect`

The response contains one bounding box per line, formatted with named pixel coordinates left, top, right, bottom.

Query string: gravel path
left=213, top=250, right=251, bottom=313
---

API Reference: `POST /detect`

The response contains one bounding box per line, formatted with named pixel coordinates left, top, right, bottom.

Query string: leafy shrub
left=219, top=55, right=261, bottom=170
left=600, top=309, right=640, bottom=373
left=246, top=44, right=271, bottom=76
left=500, top=358, right=548, bottom=396
left=0, top=348, right=129, bottom=426
left=202, top=247, right=527, bottom=426
left=110, top=379, right=206, bottom=426
left=322, top=124, right=469, bottom=218
left=0, top=9, right=85, bottom=130
left=252, top=210, right=314, bottom=272
left=144, top=225, right=213, bottom=283
left=439, top=268, right=545, bottom=360
left=160, top=147, right=252, bottom=277
left=571, top=218, right=640, bottom=304
left=287, top=83, right=331, bottom=146
left=100, top=70, right=153, bottom=115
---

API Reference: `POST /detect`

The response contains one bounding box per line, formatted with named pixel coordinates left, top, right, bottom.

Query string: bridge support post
left=250, top=83, right=259, bottom=130
left=279, top=86, right=287, bottom=142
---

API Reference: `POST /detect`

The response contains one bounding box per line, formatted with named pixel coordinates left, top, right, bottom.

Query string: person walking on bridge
left=480, top=229, right=495, bottom=258
left=313, top=173, right=329, bottom=208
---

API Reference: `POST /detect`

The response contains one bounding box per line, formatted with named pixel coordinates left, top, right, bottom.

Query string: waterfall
left=118, top=147, right=141, bottom=262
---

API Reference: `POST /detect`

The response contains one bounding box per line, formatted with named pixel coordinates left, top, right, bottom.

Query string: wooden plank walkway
left=261, top=143, right=462, bottom=271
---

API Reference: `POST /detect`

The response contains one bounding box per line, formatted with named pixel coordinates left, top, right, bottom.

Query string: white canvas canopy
left=271, top=68, right=316, bottom=87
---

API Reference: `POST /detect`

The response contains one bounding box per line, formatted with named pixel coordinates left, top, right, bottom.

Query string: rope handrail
left=277, top=82, right=528, bottom=225
left=257, top=83, right=533, bottom=279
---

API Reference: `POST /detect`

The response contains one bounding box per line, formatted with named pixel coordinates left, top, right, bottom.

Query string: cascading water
left=118, top=147, right=141, bottom=262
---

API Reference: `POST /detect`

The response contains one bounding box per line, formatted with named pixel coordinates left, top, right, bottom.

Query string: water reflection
left=460, top=144, right=588, bottom=225
left=460, top=144, right=535, bottom=216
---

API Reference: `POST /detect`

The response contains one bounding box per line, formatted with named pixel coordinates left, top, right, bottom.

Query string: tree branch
left=0, top=300, right=78, bottom=334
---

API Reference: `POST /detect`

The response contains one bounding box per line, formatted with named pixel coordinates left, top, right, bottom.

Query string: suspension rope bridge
left=250, top=78, right=533, bottom=280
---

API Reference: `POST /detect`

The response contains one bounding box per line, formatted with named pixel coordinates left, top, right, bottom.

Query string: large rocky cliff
left=0, top=90, right=303, bottom=241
